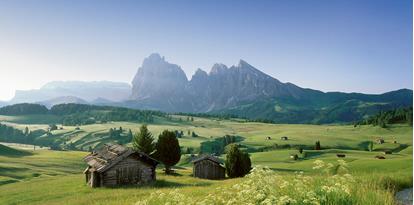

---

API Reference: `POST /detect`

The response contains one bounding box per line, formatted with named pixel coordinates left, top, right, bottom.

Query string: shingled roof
left=191, top=155, right=223, bottom=165
left=84, top=143, right=158, bottom=173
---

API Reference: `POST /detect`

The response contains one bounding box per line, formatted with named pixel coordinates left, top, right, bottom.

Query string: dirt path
left=396, top=188, right=413, bottom=205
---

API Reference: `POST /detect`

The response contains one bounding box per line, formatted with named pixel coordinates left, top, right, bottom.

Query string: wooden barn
left=192, top=155, right=225, bottom=180
left=83, top=143, right=158, bottom=187
left=376, top=138, right=385, bottom=144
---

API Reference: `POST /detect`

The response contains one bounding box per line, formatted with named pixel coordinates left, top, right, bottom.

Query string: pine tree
left=24, top=127, right=29, bottom=136
left=132, top=125, right=155, bottom=154
left=109, top=128, right=114, bottom=138
left=127, top=129, right=133, bottom=142
left=368, top=141, right=373, bottom=152
left=315, top=141, right=321, bottom=150
left=154, top=130, right=181, bottom=174
left=225, top=144, right=251, bottom=178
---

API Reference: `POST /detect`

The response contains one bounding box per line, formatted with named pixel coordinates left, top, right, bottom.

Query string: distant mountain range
left=9, top=81, right=131, bottom=107
left=4, top=53, right=412, bottom=123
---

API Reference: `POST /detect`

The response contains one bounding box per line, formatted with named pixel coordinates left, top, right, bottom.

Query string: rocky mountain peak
left=237, top=59, right=250, bottom=67
left=209, top=63, right=228, bottom=75
left=130, top=54, right=312, bottom=112
left=192, top=68, right=208, bottom=79
left=143, top=53, right=164, bottom=63
left=130, top=53, right=189, bottom=106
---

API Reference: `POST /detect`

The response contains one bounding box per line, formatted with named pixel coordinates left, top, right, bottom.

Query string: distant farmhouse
left=376, top=138, right=385, bottom=144
left=83, top=143, right=158, bottom=187
left=192, top=155, right=225, bottom=180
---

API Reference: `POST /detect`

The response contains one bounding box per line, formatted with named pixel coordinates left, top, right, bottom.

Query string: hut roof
left=192, top=155, right=223, bottom=166
left=83, top=143, right=158, bottom=173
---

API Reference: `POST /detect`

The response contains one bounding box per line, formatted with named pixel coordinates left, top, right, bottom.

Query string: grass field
left=0, top=115, right=412, bottom=204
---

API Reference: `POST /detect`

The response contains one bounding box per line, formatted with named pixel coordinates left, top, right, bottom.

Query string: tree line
left=0, top=103, right=166, bottom=126
left=0, top=123, right=47, bottom=145
left=356, top=107, right=413, bottom=128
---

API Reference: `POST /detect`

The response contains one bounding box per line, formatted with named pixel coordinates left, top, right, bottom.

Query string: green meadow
left=0, top=115, right=412, bottom=204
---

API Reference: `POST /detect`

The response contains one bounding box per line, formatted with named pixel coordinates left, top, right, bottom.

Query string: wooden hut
left=376, top=138, right=384, bottom=144
left=83, top=143, right=158, bottom=187
left=192, top=155, right=225, bottom=180
left=336, top=154, right=346, bottom=158
left=290, top=154, right=298, bottom=160
left=281, top=136, right=288, bottom=140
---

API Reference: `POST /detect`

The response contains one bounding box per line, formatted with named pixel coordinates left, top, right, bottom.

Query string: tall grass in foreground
left=136, top=160, right=410, bottom=205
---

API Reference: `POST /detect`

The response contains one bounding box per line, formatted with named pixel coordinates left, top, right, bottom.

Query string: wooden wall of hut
left=193, top=160, right=225, bottom=180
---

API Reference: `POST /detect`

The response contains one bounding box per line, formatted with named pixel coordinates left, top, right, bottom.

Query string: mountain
left=90, top=97, right=115, bottom=105
left=10, top=81, right=131, bottom=104
left=130, top=53, right=193, bottom=112
left=0, top=101, right=8, bottom=108
left=129, top=53, right=413, bottom=123
left=37, top=96, right=88, bottom=108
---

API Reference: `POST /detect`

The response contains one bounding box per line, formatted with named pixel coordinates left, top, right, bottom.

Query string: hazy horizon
left=0, top=0, right=412, bottom=101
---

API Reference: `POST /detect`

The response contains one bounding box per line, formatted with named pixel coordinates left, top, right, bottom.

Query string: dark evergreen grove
left=51, top=104, right=165, bottom=126
left=0, top=103, right=48, bottom=115
left=0, top=123, right=47, bottom=145
left=356, top=107, right=413, bottom=128
left=0, top=103, right=166, bottom=126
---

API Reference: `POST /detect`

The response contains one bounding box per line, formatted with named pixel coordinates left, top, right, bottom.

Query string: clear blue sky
left=0, top=0, right=412, bottom=100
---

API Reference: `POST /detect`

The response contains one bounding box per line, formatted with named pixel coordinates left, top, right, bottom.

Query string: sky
left=0, top=0, right=412, bottom=101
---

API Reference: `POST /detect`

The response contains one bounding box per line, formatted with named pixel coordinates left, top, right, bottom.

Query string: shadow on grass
left=269, top=167, right=303, bottom=173
left=390, top=144, right=409, bottom=153
left=0, top=179, right=20, bottom=185
left=357, top=141, right=371, bottom=151
left=154, top=179, right=212, bottom=188
left=159, top=172, right=184, bottom=177
left=0, top=144, right=33, bottom=157
left=0, top=166, right=32, bottom=179
left=109, top=179, right=213, bottom=189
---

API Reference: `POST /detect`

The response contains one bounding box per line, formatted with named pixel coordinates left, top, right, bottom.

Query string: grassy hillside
left=0, top=147, right=411, bottom=205
left=2, top=114, right=411, bottom=153
left=0, top=114, right=411, bottom=204
left=0, top=144, right=31, bottom=157
left=213, top=89, right=413, bottom=123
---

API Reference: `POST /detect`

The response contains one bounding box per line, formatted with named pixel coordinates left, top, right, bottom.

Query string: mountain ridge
left=129, top=53, right=412, bottom=123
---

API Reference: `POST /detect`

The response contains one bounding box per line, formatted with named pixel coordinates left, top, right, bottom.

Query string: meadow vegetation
left=0, top=111, right=411, bottom=204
